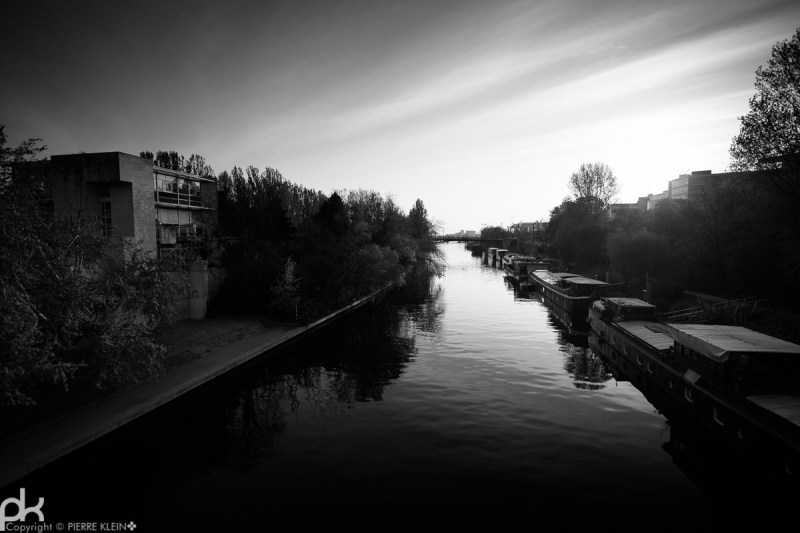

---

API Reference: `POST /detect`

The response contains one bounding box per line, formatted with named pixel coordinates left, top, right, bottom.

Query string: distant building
left=632, top=168, right=781, bottom=211
left=645, top=190, right=669, bottom=211
left=510, top=221, right=547, bottom=234
left=21, top=151, right=217, bottom=259
left=668, top=170, right=723, bottom=203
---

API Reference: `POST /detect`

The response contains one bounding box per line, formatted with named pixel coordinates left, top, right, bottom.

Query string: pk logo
left=0, top=489, right=45, bottom=531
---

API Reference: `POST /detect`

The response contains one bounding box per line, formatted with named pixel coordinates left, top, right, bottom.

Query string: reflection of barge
left=588, top=297, right=800, bottom=489
left=529, top=270, right=609, bottom=332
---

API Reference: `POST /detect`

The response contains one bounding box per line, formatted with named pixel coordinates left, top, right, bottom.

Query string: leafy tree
left=567, top=162, right=618, bottom=215
left=479, top=225, right=509, bottom=240
left=728, top=28, right=800, bottom=303
left=407, top=199, right=444, bottom=277
left=547, top=197, right=607, bottom=269
left=140, top=150, right=215, bottom=178
left=648, top=198, right=690, bottom=246
left=214, top=167, right=442, bottom=319
left=729, top=28, right=800, bottom=179
left=2, top=127, right=184, bottom=407
left=608, top=207, right=647, bottom=234
left=606, top=230, right=670, bottom=283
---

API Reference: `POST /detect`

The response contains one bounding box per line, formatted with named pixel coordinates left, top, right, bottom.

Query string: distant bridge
left=433, top=236, right=503, bottom=243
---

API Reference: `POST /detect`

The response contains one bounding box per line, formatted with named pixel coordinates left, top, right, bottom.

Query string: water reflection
left=394, top=279, right=445, bottom=336
left=517, top=288, right=613, bottom=390
left=503, top=275, right=533, bottom=300
left=589, top=333, right=799, bottom=526
left=226, top=383, right=287, bottom=469
left=561, top=344, right=613, bottom=390
left=7, top=244, right=765, bottom=530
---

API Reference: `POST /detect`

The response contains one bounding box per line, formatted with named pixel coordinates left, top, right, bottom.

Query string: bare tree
left=568, top=162, right=618, bottom=215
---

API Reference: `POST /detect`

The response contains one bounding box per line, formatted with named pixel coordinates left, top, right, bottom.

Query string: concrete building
left=644, top=190, right=669, bottom=211
left=510, top=221, right=547, bottom=234
left=30, top=152, right=217, bottom=258
left=668, top=170, right=723, bottom=203
left=636, top=169, right=779, bottom=211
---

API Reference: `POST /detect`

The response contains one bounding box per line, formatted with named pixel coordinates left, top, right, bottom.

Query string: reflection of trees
left=224, top=300, right=422, bottom=467
left=561, top=344, right=612, bottom=390
left=391, top=271, right=445, bottom=336
left=226, top=380, right=288, bottom=470
left=408, top=290, right=445, bottom=335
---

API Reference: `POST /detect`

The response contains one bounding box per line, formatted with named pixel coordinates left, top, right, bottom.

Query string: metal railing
left=661, top=296, right=767, bottom=324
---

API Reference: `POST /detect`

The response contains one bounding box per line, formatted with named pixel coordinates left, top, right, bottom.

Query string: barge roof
left=603, top=297, right=654, bottom=308
left=546, top=271, right=579, bottom=278
left=747, top=394, right=800, bottom=427
left=532, top=271, right=579, bottom=283
left=564, top=276, right=609, bottom=286
left=663, top=324, right=800, bottom=362
left=616, top=321, right=674, bottom=351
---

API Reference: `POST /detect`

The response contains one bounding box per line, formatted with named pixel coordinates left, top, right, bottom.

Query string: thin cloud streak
left=2, top=0, right=799, bottom=233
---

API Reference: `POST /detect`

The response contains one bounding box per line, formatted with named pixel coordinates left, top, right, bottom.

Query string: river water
left=10, top=243, right=793, bottom=531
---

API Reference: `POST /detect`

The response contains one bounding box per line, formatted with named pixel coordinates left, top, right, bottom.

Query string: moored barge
left=588, top=297, right=800, bottom=489
left=502, top=255, right=548, bottom=290
left=530, top=270, right=609, bottom=332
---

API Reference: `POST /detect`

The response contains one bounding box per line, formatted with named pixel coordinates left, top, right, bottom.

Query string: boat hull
left=587, top=305, right=800, bottom=490
left=529, top=271, right=594, bottom=333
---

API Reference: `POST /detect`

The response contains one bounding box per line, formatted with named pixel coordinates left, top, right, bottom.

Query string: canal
left=9, top=243, right=792, bottom=531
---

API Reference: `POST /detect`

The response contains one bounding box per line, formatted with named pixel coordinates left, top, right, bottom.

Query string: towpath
left=0, top=285, right=392, bottom=489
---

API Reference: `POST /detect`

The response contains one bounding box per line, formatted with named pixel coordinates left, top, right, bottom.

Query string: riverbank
left=0, top=285, right=392, bottom=489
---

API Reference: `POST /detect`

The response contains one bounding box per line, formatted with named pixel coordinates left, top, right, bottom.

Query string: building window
left=154, top=172, right=202, bottom=207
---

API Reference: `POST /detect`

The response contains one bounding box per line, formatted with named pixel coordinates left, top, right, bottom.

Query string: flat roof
left=603, top=297, right=654, bottom=308
left=664, top=324, right=800, bottom=362
left=548, top=272, right=580, bottom=279
left=564, top=276, right=609, bottom=286
left=154, top=165, right=217, bottom=183
left=617, top=321, right=674, bottom=351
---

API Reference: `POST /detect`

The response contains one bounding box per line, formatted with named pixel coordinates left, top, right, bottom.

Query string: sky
left=2, top=0, right=799, bottom=234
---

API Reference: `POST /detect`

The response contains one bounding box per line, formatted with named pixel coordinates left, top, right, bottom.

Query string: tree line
left=209, top=164, right=443, bottom=320
left=0, top=131, right=442, bottom=411
left=543, top=29, right=800, bottom=310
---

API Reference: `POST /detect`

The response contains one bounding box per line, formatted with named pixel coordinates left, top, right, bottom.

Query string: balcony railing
left=154, top=190, right=203, bottom=207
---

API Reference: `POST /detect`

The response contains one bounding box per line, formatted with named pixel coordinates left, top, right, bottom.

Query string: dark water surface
left=9, top=243, right=794, bottom=531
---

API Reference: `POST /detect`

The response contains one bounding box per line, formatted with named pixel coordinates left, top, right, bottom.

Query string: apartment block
left=32, top=152, right=217, bottom=257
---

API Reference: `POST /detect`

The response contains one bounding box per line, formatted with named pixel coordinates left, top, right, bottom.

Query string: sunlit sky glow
left=3, top=0, right=799, bottom=233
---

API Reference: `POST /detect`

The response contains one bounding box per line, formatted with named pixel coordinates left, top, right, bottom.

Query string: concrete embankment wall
left=0, top=283, right=393, bottom=489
